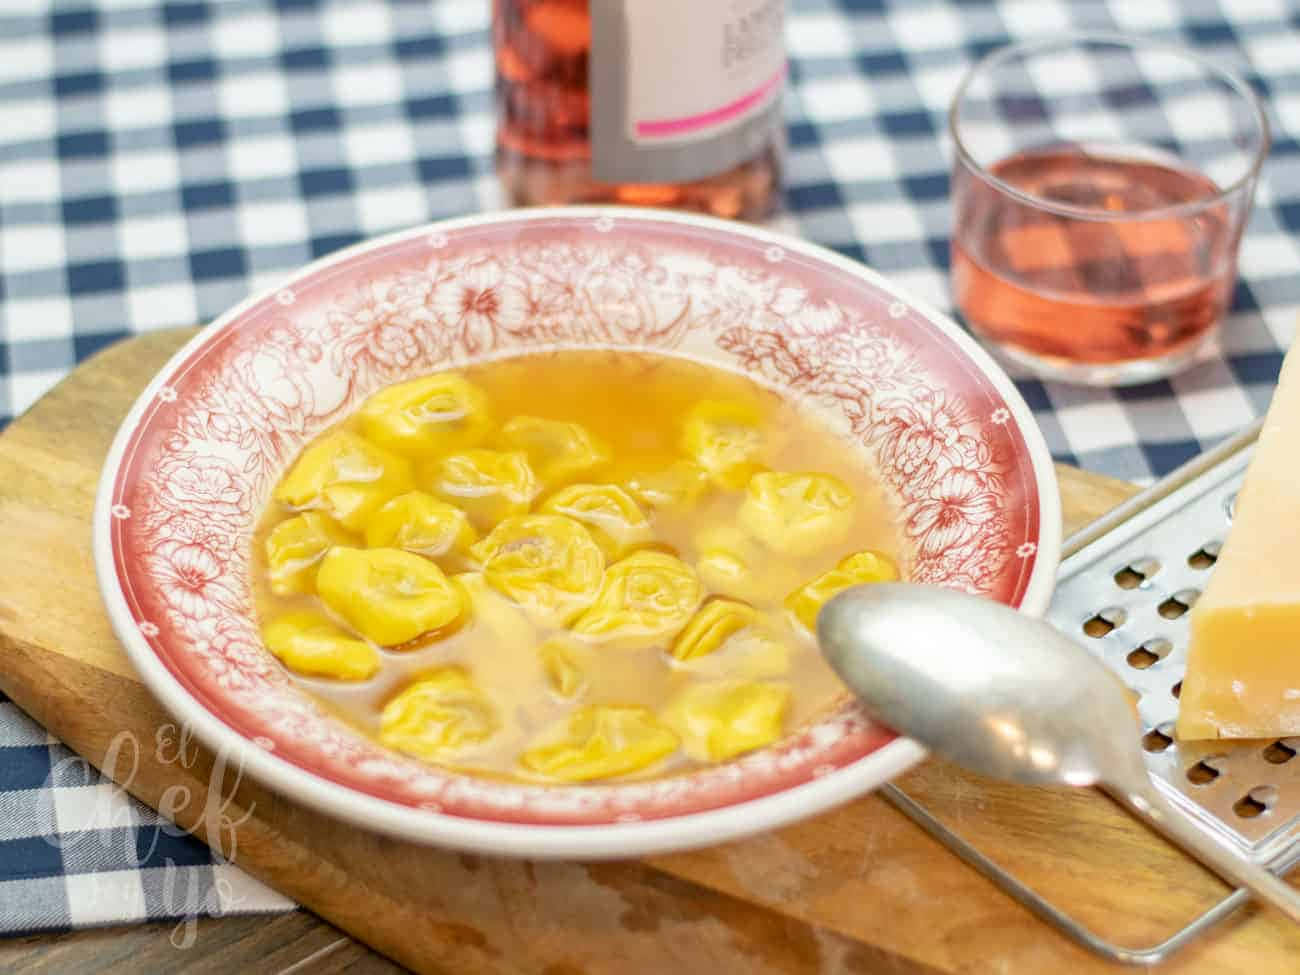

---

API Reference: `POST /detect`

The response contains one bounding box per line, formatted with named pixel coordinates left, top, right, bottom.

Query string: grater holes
left=1171, top=680, right=1182, bottom=699
left=1157, top=589, right=1200, bottom=620
left=1126, top=637, right=1172, bottom=670
left=1127, top=648, right=1157, bottom=669
left=1234, top=796, right=1266, bottom=818
left=1233, top=786, right=1277, bottom=819
left=1224, top=492, right=1237, bottom=522
left=1114, top=557, right=1160, bottom=590
left=1186, top=756, right=1224, bottom=785
left=1046, top=455, right=1289, bottom=847
left=1187, top=541, right=1221, bottom=569
left=1113, top=568, right=1143, bottom=590
left=1082, top=607, right=1126, bottom=638
left=1142, top=723, right=1174, bottom=753
left=1263, top=740, right=1297, bottom=765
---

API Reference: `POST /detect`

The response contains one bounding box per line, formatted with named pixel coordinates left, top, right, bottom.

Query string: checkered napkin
left=2, top=0, right=1300, bottom=934
left=0, top=693, right=290, bottom=934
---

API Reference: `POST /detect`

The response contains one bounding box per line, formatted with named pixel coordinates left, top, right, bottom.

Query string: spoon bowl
left=818, top=582, right=1300, bottom=924
left=818, top=582, right=1142, bottom=789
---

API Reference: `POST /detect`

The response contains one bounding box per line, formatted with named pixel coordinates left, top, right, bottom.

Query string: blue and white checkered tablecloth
left=1, top=0, right=1298, bottom=936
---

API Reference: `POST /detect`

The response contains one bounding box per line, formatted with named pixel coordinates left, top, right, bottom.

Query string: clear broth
left=251, top=349, right=908, bottom=782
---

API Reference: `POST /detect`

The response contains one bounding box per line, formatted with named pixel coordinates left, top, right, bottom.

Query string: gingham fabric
left=1, top=0, right=1298, bottom=934
left=0, top=694, right=292, bottom=933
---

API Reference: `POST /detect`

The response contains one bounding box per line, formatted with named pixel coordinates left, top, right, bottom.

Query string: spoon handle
left=1108, top=779, right=1300, bottom=923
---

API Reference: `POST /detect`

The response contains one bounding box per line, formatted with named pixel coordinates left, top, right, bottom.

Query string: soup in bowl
left=95, top=208, right=1059, bottom=857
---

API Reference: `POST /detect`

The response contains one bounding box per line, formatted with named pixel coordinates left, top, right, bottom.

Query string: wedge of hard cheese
left=1178, top=341, right=1300, bottom=739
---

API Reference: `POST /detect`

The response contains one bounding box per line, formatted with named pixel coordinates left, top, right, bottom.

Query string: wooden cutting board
left=0, top=329, right=1296, bottom=974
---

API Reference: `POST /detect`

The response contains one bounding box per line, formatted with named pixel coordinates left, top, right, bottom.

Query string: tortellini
left=571, top=551, right=702, bottom=649
left=316, top=546, right=468, bottom=646
left=473, top=515, right=605, bottom=626
left=265, top=512, right=356, bottom=596
left=521, top=706, right=678, bottom=782
left=663, top=680, right=790, bottom=761
left=785, top=549, right=901, bottom=631
left=364, top=491, right=477, bottom=565
left=738, top=471, right=854, bottom=556
left=425, top=449, right=539, bottom=532
left=670, top=598, right=758, bottom=661
left=358, top=373, right=491, bottom=457
left=262, top=611, right=380, bottom=681
left=259, top=360, right=910, bottom=785
left=275, top=431, right=414, bottom=531
left=681, top=400, right=766, bottom=489
left=623, top=459, right=711, bottom=510
left=538, top=636, right=588, bottom=699
left=380, top=668, right=500, bottom=761
left=454, top=571, right=538, bottom=648
left=539, top=483, right=653, bottom=560
left=499, top=415, right=610, bottom=488
left=694, top=524, right=803, bottom=605
left=669, top=600, right=792, bottom=678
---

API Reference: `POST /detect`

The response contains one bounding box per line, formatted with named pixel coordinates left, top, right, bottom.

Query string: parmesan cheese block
left=1178, top=341, right=1300, bottom=739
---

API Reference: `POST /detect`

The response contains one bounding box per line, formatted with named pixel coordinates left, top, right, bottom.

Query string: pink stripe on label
left=634, top=64, right=786, bottom=139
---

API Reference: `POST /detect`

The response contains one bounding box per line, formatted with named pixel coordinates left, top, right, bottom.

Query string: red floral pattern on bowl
left=95, top=208, right=1060, bottom=858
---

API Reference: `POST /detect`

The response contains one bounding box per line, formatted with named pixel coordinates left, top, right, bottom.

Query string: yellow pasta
left=316, top=546, right=467, bottom=646
left=380, top=668, right=499, bottom=761
left=264, top=512, right=355, bottom=596
left=694, top=523, right=803, bottom=605
left=680, top=400, right=766, bottom=489
left=255, top=352, right=907, bottom=784
left=622, top=459, right=711, bottom=510
left=425, top=448, right=539, bottom=532
left=262, top=611, right=380, bottom=681
left=539, top=483, right=653, bottom=560
left=738, top=471, right=855, bottom=556
left=358, top=373, right=491, bottom=457
left=364, top=490, right=477, bottom=565
left=521, top=706, right=678, bottom=782
left=570, top=551, right=702, bottom=649
left=786, top=550, right=901, bottom=631
left=670, top=598, right=759, bottom=661
left=663, top=680, right=790, bottom=761
left=275, top=431, right=413, bottom=531
left=499, top=415, right=610, bottom=488
left=538, top=636, right=589, bottom=699
left=473, top=514, right=605, bottom=626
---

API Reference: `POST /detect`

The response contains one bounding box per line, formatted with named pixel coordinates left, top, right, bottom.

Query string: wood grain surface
left=0, top=329, right=1295, bottom=975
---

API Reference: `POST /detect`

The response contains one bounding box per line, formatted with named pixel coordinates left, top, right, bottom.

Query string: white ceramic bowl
left=95, top=207, right=1060, bottom=858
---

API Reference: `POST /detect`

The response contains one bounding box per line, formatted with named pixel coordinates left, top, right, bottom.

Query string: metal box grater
left=1050, top=434, right=1300, bottom=864
left=884, top=420, right=1300, bottom=963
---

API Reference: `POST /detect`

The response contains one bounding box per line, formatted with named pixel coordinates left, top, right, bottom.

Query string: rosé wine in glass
left=949, top=36, right=1268, bottom=386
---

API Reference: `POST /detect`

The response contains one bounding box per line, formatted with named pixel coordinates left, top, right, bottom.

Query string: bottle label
left=589, top=0, right=785, bottom=184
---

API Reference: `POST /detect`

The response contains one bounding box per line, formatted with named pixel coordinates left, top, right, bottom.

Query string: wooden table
left=0, top=331, right=1295, bottom=974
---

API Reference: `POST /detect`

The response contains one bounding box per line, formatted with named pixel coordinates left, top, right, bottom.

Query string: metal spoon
left=817, top=582, right=1300, bottom=923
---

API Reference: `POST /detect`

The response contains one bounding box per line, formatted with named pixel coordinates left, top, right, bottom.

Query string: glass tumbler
left=949, top=35, right=1269, bottom=386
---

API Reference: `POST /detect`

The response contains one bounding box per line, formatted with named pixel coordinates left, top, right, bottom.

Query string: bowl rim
left=94, top=205, right=1061, bottom=859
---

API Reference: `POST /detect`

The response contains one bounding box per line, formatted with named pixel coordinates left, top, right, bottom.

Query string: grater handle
left=1107, top=776, right=1300, bottom=924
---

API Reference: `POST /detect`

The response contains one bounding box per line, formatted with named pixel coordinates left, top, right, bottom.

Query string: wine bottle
left=494, top=0, right=785, bottom=220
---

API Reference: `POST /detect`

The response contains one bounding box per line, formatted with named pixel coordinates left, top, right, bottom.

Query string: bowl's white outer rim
left=93, top=205, right=1061, bottom=859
